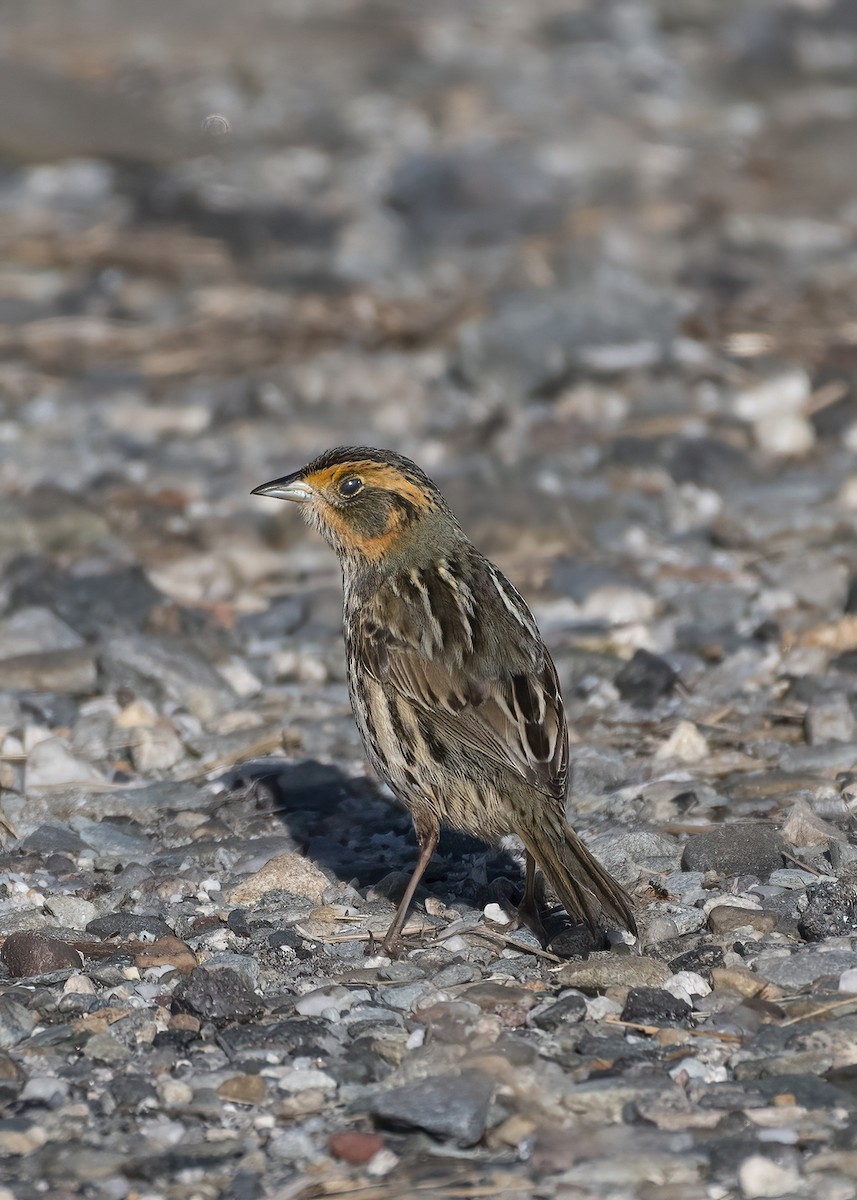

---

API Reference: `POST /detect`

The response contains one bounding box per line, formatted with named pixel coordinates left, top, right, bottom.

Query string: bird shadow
left=219, top=756, right=598, bottom=954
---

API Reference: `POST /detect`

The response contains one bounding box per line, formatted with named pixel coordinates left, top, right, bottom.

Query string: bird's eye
left=339, top=476, right=363, bottom=498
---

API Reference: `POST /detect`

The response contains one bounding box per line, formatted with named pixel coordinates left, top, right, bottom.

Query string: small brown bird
left=253, top=448, right=635, bottom=954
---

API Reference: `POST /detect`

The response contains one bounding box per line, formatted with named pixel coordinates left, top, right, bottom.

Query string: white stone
left=129, top=720, right=185, bottom=773
left=483, top=903, right=511, bottom=925
left=580, top=586, right=657, bottom=625
left=655, top=720, right=709, bottom=764
left=664, top=970, right=710, bottom=999
left=668, top=1057, right=728, bottom=1084
left=25, top=737, right=105, bottom=788
left=585, top=995, right=623, bottom=1021
left=738, top=1154, right=800, bottom=1199
left=295, top=986, right=359, bottom=1017
left=277, top=1069, right=337, bottom=1094
left=753, top=413, right=815, bottom=458
left=366, top=1149, right=399, bottom=1177
left=733, top=370, right=810, bottom=420
left=63, top=974, right=96, bottom=995
left=114, top=698, right=159, bottom=729
left=217, top=658, right=263, bottom=698
left=837, top=475, right=857, bottom=508
left=158, top=1079, right=193, bottom=1107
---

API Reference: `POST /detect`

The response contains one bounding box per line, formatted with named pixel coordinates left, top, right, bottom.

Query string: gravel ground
left=3, top=2, right=857, bottom=1198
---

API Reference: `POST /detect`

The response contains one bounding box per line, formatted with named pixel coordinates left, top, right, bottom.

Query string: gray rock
left=388, top=147, right=561, bottom=247
left=529, top=992, right=587, bottom=1031
left=805, top=694, right=857, bottom=745
left=0, top=998, right=35, bottom=1048
left=0, top=607, right=83, bottom=657
left=86, top=1032, right=130, bottom=1065
left=457, top=276, right=677, bottom=395
left=753, top=947, right=857, bottom=988
left=71, top=817, right=152, bottom=857
left=100, top=633, right=236, bottom=722
left=780, top=743, right=857, bottom=773
left=200, top=953, right=261, bottom=988
left=681, top=825, right=785, bottom=877
left=369, top=1070, right=494, bottom=1146
left=44, top=895, right=98, bottom=929
left=10, top=563, right=162, bottom=639
left=19, top=823, right=87, bottom=855
left=586, top=829, right=682, bottom=885
left=557, top=955, right=670, bottom=992
left=19, top=1075, right=70, bottom=1107
left=568, top=746, right=629, bottom=796
left=173, top=967, right=262, bottom=1022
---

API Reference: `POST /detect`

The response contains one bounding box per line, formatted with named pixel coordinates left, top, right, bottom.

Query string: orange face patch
left=302, top=459, right=434, bottom=560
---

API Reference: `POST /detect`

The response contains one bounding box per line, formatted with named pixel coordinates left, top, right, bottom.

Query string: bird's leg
left=510, top=853, right=549, bottom=945
left=379, top=827, right=439, bottom=958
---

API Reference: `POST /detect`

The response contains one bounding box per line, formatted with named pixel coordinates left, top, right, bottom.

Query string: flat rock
left=557, top=955, right=670, bottom=993
left=86, top=913, right=174, bottom=940
left=0, top=648, right=97, bottom=694
left=0, top=931, right=83, bottom=977
left=708, top=906, right=777, bottom=935
left=369, top=1069, right=494, bottom=1146
left=681, top=824, right=785, bottom=877
left=227, top=852, right=330, bottom=905
left=753, top=947, right=857, bottom=988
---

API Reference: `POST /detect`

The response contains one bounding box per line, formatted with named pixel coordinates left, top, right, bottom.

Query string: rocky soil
left=3, top=1, right=857, bottom=1198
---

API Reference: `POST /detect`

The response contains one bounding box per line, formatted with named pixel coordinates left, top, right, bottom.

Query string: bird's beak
left=251, top=470, right=314, bottom=503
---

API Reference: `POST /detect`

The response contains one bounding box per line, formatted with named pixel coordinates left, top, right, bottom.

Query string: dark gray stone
left=669, top=437, right=752, bottom=490
left=798, top=881, right=857, bottom=942
left=9, top=561, right=163, bottom=639
left=529, top=992, right=587, bottom=1031
left=173, top=967, right=262, bottom=1022
left=621, top=987, right=691, bottom=1026
left=18, top=823, right=87, bottom=855
left=369, top=1070, right=495, bottom=1146
left=85, top=913, right=174, bottom=941
left=614, top=650, right=677, bottom=708
left=681, top=825, right=786, bottom=877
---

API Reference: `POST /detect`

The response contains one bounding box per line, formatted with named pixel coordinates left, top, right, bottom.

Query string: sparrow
left=253, top=447, right=636, bottom=955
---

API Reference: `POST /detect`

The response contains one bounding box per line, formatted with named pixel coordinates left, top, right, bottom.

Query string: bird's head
left=252, top=447, right=454, bottom=567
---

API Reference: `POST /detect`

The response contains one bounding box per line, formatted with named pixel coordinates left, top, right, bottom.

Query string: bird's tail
left=518, top=815, right=637, bottom=936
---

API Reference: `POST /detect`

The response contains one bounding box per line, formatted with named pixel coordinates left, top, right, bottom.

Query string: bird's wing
left=354, top=569, right=568, bottom=802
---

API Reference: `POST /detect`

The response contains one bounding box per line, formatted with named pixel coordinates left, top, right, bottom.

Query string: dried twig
left=780, top=996, right=857, bottom=1027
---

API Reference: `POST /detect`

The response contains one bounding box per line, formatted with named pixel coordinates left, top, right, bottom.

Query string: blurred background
left=2, top=0, right=857, bottom=795
left=5, top=7, right=857, bottom=1193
